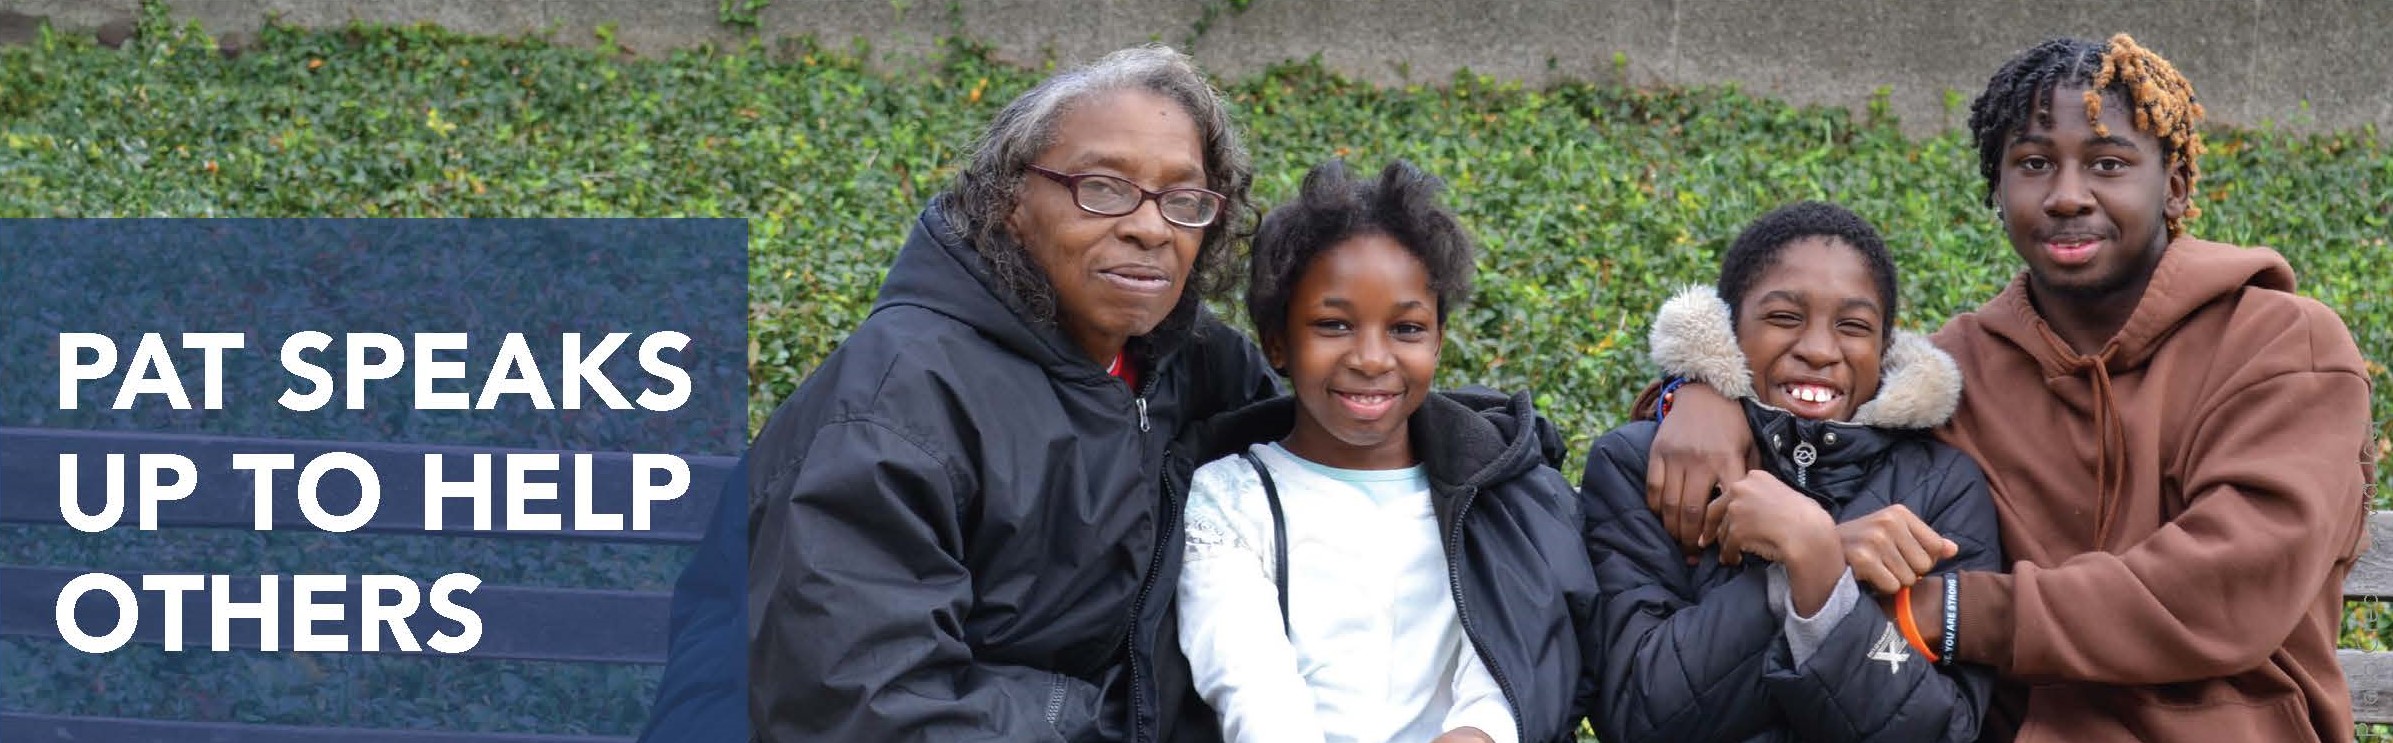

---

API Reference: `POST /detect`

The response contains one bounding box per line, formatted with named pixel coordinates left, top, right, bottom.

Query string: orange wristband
left=1894, top=585, right=1940, bottom=664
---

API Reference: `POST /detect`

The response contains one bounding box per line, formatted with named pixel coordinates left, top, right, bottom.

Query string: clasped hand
left=1706, top=471, right=1957, bottom=595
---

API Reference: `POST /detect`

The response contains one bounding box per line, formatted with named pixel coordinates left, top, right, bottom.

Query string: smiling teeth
left=1343, top=393, right=1393, bottom=405
left=1782, top=385, right=1840, bottom=404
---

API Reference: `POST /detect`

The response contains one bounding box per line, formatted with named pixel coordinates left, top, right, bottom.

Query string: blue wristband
left=1656, top=376, right=1690, bottom=421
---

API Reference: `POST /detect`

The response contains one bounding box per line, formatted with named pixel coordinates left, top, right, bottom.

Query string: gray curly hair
left=943, top=44, right=1256, bottom=345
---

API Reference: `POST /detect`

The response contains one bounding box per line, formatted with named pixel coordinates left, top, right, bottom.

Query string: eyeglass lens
left=1072, top=175, right=1219, bottom=226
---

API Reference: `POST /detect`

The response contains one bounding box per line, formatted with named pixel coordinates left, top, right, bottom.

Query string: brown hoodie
left=1930, top=238, right=2376, bottom=743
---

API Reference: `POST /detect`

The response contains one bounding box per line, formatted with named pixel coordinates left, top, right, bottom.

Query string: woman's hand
left=1647, top=383, right=1753, bottom=556
left=1834, top=505, right=1958, bottom=594
left=1710, top=471, right=1842, bottom=615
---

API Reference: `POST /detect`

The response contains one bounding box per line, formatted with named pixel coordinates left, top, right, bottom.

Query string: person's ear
left=1260, top=330, right=1289, bottom=377
left=2163, top=163, right=2191, bottom=222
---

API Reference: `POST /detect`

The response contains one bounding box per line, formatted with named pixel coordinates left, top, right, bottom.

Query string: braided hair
left=1966, top=34, right=2207, bottom=238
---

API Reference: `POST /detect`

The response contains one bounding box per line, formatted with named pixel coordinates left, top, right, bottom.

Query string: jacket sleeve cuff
left=1769, top=563, right=1861, bottom=666
left=1954, top=569, right=2016, bottom=669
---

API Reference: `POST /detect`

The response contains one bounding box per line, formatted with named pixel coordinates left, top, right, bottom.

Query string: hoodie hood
left=872, top=195, right=1196, bottom=384
left=1648, top=285, right=1964, bottom=430
left=1978, top=237, right=2297, bottom=376
left=1178, top=388, right=1566, bottom=495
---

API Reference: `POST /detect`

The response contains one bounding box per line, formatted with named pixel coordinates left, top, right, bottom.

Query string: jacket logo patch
left=1867, top=623, right=1910, bottom=674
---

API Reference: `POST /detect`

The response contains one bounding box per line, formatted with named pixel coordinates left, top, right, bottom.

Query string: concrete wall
left=6, top=0, right=2387, bottom=136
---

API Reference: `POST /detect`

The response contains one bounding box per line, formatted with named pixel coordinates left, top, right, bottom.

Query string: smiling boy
left=1647, top=34, right=2379, bottom=742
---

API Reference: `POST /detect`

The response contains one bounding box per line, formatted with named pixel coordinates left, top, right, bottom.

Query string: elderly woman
left=650, top=46, right=1277, bottom=742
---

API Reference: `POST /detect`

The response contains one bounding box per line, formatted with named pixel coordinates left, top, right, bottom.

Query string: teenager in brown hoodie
left=1639, top=34, right=2380, bottom=742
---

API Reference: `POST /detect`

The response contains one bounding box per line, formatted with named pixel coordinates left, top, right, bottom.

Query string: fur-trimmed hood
left=1649, top=285, right=1962, bottom=430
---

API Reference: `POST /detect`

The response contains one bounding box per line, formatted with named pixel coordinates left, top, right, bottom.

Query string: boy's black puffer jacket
left=1578, top=287, right=2002, bottom=743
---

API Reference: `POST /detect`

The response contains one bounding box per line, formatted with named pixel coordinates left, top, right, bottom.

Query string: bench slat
left=2345, top=512, right=2393, bottom=600
left=0, top=427, right=733, bottom=545
left=2344, top=649, right=2393, bottom=725
left=0, top=712, right=630, bottom=743
left=1, top=566, right=671, bottom=664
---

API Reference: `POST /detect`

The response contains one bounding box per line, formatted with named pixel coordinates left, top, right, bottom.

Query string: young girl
left=1580, top=201, right=2000, bottom=742
left=1173, top=159, right=1596, bottom=743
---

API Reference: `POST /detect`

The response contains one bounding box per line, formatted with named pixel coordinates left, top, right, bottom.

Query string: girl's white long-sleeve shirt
left=1176, top=442, right=1518, bottom=743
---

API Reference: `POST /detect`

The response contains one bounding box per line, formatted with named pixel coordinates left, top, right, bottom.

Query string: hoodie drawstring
left=2086, top=353, right=2130, bottom=550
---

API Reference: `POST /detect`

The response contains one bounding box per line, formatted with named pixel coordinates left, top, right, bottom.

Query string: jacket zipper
left=1042, top=671, right=1068, bottom=727
left=1119, top=365, right=1171, bottom=743
left=1126, top=353, right=1155, bottom=432
left=1122, top=452, right=1180, bottom=743
left=1443, top=485, right=1526, bottom=743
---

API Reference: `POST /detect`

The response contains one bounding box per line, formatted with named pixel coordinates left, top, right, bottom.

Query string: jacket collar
left=1177, top=389, right=1564, bottom=497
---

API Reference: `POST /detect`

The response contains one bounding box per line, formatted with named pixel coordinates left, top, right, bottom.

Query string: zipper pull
left=1791, top=439, right=1817, bottom=489
left=1135, top=397, right=1150, bottom=432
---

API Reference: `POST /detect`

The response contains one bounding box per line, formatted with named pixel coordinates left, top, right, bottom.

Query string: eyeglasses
left=1024, top=165, right=1226, bottom=229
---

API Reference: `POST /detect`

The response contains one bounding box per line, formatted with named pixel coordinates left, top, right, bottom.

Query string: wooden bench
left=0, top=427, right=736, bottom=742
left=2342, top=511, right=2393, bottom=725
